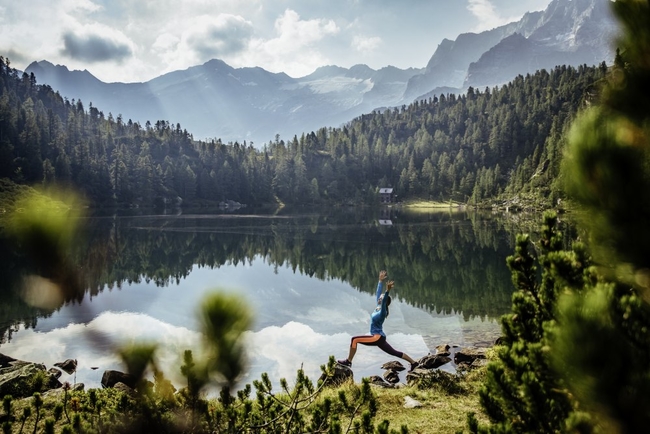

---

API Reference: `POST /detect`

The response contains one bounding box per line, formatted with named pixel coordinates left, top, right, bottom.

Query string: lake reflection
left=0, top=209, right=515, bottom=390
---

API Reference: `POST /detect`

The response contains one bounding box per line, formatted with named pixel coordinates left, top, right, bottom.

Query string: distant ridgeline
left=0, top=56, right=607, bottom=207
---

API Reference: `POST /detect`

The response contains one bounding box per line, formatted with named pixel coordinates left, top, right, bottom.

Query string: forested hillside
left=0, top=55, right=607, bottom=208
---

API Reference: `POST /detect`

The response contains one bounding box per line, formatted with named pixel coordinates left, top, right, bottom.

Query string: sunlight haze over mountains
left=1, top=0, right=553, bottom=83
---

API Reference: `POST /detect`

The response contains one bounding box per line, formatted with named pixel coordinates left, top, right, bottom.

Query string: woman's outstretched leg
left=338, top=334, right=382, bottom=366
left=337, top=338, right=359, bottom=367
left=346, top=346, right=357, bottom=363
left=378, top=337, right=419, bottom=371
left=401, top=353, right=419, bottom=371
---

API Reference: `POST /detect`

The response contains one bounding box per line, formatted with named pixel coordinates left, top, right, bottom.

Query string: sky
left=1, top=0, right=553, bottom=83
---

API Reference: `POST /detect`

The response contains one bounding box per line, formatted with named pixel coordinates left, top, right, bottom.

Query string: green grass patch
left=402, top=199, right=466, bottom=213
left=368, top=369, right=488, bottom=434
left=2, top=366, right=490, bottom=434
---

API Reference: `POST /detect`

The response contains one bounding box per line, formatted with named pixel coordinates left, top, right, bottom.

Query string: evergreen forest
left=0, top=56, right=607, bottom=208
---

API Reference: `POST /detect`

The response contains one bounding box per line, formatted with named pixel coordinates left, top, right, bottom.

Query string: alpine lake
left=0, top=206, right=537, bottom=391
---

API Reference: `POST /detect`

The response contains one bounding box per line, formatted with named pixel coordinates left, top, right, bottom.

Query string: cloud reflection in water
left=1, top=312, right=429, bottom=390
left=1, top=257, right=497, bottom=389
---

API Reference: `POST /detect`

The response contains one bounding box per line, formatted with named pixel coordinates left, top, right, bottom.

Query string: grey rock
left=383, top=370, right=400, bottom=384
left=42, top=388, right=65, bottom=399
left=435, top=344, right=451, bottom=356
left=380, top=361, right=405, bottom=371
left=101, top=370, right=137, bottom=389
left=417, top=354, right=451, bottom=370
left=0, top=363, right=61, bottom=398
left=319, top=363, right=353, bottom=387
left=459, top=358, right=489, bottom=373
left=54, top=359, right=77, bottom=374
left=0, top=353, right=17, bottom=369
left=368, top=375, right=392, bottom=388
left=454, top=347, right=487, bottom=365
left=403, top=396, right=423, bottom=409
left=406, top=368, right=457, bottom=385
left=113, top=382, right=136, bottom=397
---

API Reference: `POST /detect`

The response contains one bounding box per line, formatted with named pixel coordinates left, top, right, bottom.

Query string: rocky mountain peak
left=404, top=0, right=615, bottom=100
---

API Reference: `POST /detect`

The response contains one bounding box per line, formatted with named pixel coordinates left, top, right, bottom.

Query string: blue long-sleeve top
left=370, top=280, right=389, bottom=336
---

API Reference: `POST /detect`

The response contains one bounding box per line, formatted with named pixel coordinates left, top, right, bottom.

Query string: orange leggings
left=350, top=334, right=403, bottom=358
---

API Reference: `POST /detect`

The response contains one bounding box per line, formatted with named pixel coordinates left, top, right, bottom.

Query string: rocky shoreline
left=321, top=344, right=490, bottom=389
left=1, top=344, right=491, bottom=399
left=0, top=353, right=140, bottom=399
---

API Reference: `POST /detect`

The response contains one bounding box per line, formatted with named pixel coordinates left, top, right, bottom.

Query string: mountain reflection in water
left=0, top=208, right=521, bottom=389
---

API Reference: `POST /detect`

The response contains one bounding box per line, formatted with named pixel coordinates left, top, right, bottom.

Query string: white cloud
left=241, top=321, right=430, bottom=386
left=61, top=0, right=102, bottom=13
left=351, top=35, right=382, bottom=53
left=239, top=9, right=339, bottom=77
left=273, top=9, right=338, bottom=46
left=1, top=312, right=203, bottom=388
left=467, top=0, right=520, bottom=32
left=152, top=33, right=180, bottom=53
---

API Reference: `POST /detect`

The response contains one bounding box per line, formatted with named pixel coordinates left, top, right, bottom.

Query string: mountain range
left=25, top=0, right=617, bottom=145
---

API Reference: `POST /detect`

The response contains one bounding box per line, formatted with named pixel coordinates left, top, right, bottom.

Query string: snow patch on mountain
left=299, top=77, right=374, bottom=95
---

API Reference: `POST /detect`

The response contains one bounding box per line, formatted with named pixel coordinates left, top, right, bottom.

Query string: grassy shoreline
left=402, top=200, right=466, bottom=210
left=4, top=364, right=489, bottom=434
left=360, top=367, right=488, bottom=433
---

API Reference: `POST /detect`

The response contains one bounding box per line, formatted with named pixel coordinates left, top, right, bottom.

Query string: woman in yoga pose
left=337, top=270, right=419, bottom=371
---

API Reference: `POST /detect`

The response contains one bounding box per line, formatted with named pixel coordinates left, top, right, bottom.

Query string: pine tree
left=469, top=212, right=592, bottom=433
left=474, top=2, right=650, bottom=433
left=551, top=0, right=650, bottom=431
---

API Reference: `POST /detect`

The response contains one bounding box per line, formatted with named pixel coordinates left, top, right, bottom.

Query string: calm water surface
left=0, top=208, right=518, bottom=390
